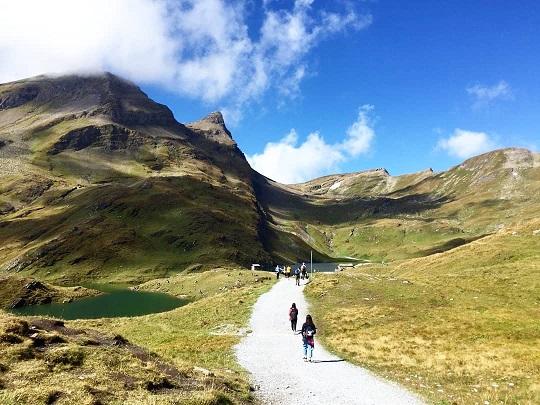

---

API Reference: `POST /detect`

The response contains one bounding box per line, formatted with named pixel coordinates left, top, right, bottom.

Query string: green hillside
left=267, top=148, right=540, bottom=262
left=0, top=74, right=270, bottom=283
left=1, top=73, right=539, bottom=281
left=306, top=219, right=540, bottom=404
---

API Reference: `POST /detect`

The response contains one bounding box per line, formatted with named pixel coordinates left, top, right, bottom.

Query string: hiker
left=289, top=303, right=298, bottom=331
left=285, top=265, right=292, bottom=278
left=275, top=264, right=281, bottom=279
left=301, top=314, right=317, bottom=362
left=294, top=267, right=301, bottom=286
left=300, top=262, right=307, bottom=279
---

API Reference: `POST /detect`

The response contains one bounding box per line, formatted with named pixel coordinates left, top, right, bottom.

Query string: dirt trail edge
left=235, top=279, right=424, bottom=405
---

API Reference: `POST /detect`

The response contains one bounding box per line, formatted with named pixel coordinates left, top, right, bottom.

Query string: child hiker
left=301, top=314, right=317, bottom=362
left=289, top=303, right=298, bottom=331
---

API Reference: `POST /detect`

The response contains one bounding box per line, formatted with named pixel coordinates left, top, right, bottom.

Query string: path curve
left=235, top=278, right=424, bottom=405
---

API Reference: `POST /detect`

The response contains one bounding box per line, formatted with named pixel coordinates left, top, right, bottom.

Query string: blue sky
left=142, top=0, right=540, bottom=181
left=2, top=0, right=539, bottom=183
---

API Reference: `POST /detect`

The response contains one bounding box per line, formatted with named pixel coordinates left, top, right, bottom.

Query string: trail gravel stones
left=235, top=279, right=423, bottom=405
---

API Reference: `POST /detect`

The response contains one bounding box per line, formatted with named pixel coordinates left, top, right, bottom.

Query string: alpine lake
left=11, top=284, right=189, bottom=320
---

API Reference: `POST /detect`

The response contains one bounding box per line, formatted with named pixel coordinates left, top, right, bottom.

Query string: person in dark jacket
left=300, top=262, right=307, bottom=279
left=289, top=303, right=298, bottom=331
left=301, top=314, right=317, bottom=361
left=294, top=267, right=301, bottom=286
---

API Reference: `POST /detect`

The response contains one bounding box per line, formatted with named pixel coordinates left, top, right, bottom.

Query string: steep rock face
left=0, top=85, right=39, bottom=110
left=187, top=111, right=236, bottom=146
left=48, top=124, right=139, bottom=155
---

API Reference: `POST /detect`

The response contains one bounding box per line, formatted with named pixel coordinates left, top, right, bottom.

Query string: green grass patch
left=305, top=221, right=540, bottom=404
left=0, top=269, right=275, bottom=404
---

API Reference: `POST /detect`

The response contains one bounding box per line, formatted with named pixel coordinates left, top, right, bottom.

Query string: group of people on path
left=288, top=303, right=317, bottom=362
left=275, top=262, right=309, bottom=286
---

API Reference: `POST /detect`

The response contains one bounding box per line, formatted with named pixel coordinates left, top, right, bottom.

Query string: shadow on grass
left=417, top=233, right=490, bottom=256
left=253, top=173, right=453, bottom=226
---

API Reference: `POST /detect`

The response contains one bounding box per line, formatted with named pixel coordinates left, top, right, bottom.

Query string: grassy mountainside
left=2, top=73, right=539, bottom=279
left=0, top=269, right=274, bottom=404
left=305, top=219, right=540, bottom=404
left=0, top=74, right=274, bottom=283
left=263, top=148, right=540, bottom=262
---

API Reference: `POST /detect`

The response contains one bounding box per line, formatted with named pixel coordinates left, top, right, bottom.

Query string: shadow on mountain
left=417, top=234, right=490, bottom=257
left=0, top=176, right=271, bottom=281
left=254, top=175, right=452, bottom=226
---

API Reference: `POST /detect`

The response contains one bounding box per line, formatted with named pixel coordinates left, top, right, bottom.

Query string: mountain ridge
left=1, top=73, right=539, bottom=282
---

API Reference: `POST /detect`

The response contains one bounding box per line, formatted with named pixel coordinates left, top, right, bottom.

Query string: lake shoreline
left=9, top=282, right=189, bottom=320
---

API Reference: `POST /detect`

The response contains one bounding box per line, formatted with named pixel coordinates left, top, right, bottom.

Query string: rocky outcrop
left=0, top=276, right=100, bottom=309
left=0, top=202, right=14, bottom=215
left=48, top=124, right=140, bottom=154
left=0, top=85, right=39, bottom=110
left=187, top=111, right=236, bottom=146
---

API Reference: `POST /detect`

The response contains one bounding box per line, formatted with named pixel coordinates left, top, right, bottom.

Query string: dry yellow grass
left=306, top=221, right=540, bottom=404
left=0, top=269, right=275, bottom=404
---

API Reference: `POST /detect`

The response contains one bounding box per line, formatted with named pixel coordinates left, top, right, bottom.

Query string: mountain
left=261, top=148, right=540, bottom=261
left=1, top=73, right=539, bottom=282
left=0, top=74, right=267, bottom=283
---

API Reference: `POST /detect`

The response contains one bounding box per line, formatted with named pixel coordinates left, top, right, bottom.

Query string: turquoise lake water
left=11, top=285, right=188, bottom=320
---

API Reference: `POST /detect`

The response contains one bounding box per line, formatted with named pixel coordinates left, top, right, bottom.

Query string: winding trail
left=235, top=278, right=423, bottom=405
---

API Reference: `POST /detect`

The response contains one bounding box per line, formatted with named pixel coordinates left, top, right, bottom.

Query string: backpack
left=303, top=324, right=315, bottom=345
left=289, top=308, right=298, bottom=320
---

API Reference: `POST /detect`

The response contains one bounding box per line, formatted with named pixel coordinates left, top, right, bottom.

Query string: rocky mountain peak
left=0, top=72, right=178, bottom=127
left=187, top=111, right=236, bottom=146
left=366, top=168, right=390, bottom=176
left=202, top=111, right=226, bottom=125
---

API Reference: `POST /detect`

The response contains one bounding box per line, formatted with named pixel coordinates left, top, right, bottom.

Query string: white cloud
left=0, top=0, right=370, bottom=113
left=343, top=105, right=375, bottom=156
left=247, top=105, right=376, bottom=183
left=247, top=129, right=345, bottom=184
left=466, top=80, right=512, bottom=108
left=437, top=129, right=497, bottom=159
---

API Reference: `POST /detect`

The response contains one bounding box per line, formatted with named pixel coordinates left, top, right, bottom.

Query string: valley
left=0, top=73, right=539, bottom=404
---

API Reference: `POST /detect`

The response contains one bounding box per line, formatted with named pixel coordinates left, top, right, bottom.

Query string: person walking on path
left=289, top=303, right=298, bottom=332
left=294, top=267, right=301, bottom=286
left=301, top=314, right=317, bottom=362
left=235, top=276, right=424, bottom=404
left=275, top=264, right=281, bottom=279
left=300, top=262, right=307, bottom=279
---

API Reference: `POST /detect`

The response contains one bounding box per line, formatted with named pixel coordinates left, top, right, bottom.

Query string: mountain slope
left=305, top=218, right=540, bottom=404
left=263, top=148, right=540, bottom=261
left=1, top=73, right=539, bottom=282
left=0, top=74, right=273, bottom=283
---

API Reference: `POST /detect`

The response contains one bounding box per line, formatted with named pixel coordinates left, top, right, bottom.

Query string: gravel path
left=235, top=278, right=424, bottom=405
